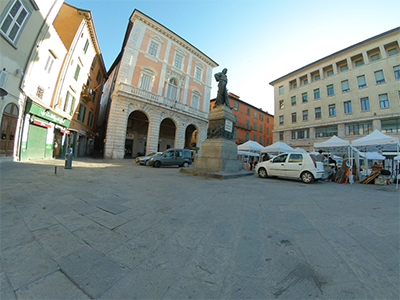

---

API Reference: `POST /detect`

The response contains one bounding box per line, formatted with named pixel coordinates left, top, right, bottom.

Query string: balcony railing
left=81, top=84, right=94, bottom=102
left=118, top=82, right=208, bottom=120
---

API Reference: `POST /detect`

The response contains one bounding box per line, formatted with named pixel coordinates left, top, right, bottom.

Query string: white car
left=255, top=152, right=325, bottom=183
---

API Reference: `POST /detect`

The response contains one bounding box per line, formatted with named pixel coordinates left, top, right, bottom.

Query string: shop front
left=20, top=100, right=70, bottom=161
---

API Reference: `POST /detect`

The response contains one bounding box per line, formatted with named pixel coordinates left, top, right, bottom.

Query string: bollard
left=55, top=166, right=57, bottom=175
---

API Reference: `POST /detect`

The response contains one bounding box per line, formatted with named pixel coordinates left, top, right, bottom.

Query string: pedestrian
left=317, top=150, right=325, bottom=162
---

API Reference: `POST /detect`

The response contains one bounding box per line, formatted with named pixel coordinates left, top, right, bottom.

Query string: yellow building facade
left=270, top=27, right=400, bottom=152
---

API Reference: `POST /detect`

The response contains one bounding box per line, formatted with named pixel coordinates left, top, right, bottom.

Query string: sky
left=65, top=0, right=400, bottom=114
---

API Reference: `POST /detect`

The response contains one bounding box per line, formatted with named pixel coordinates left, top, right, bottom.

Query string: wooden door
left=0, top=103, right=18, bottom=156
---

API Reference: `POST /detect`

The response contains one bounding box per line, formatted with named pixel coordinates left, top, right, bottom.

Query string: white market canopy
left=237, top=140, right=264, bottom=152
left=238, top=150, right=260, bottom=157
left=260, top=141, right=295, bottom=154
left=314, top=135, right=351, bottom=154
left=351, top=129, right=400, bottom=152
left=359, top=152, right=386, bottom=160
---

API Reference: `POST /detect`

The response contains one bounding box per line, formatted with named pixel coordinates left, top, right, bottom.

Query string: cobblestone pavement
left=1, top=158, right=399, bottom=299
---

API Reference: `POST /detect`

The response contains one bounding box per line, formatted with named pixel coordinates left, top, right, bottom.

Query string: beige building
left=103, top=10, right=218, bottom=159
left=270, top=27, right=400, bottom=152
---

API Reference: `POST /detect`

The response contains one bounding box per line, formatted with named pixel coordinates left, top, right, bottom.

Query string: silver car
left=255, top=152, right=325, bottom=183
left=148, top=149, right=192, bottom=168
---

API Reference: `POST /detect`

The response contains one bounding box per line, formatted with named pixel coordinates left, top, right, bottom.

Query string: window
left=173, top=53, right=183, bottom=70
left=246, top=107, right=251, bottom=115
left=355, top=59, right=364, bottom=67
left=381, top=118, right=400, bottom=134
left=279, top=100, right=284, bottom=109
left=253, top=111, right=257, bottom=118
left=315, top=107, right=321, bottom=119
left=233, top=102, right=239, bottom=110
left=303, top=79, right=308, bottom=85
left=259, top=136, right=263, bottom=145
left=291, top=112, right=296, bottom=123
left=87, top=111, right=93, bottom=127
left=394, top=65, right=400, bottom=79
left=291, top=96, right=296, bottom=106
left=327, top=70, right=334, bottom=77
left=340, top=65, right=348, bottom=72
left=302, top=110, right=308, bottom=121
left=77, top=103, right=86, bottom=122
left=44, top=55, right=54, bottom=74
left=302, top=92, right=308, bottom=102
left=253, top=121, right=257, bottom=130
left=148, top=40, right=159, bottom=56
left=357, top=75, right=366, bottom=88
left=166, top=78, right=178, bottom=100
left=191, top=91, right=201, bottom=109
left=0, top=0, right=31, bottom=45
left=234, top=115, right=238, bottom=124
left=259, top=124, right=263, bottom=132
left=344, top=101, right=352, bottom=114
left=345, top=122, right=372, bottom=136
left=139, top=67, right=156, bottom=91
left=259, top=114, right=264, bottom=121
left=64, top=91, right=76, bottom=115
left=288, top=154, right=303, bottom=163
left=279, top=85, right=283, bottom=94
left=292, top=129, right=309, bottom=139
left=315, top=126, right=338, bottom=138
left=360, top=97, right=370, bottom=111
left=194, top=63, right=204, bottom=81
left=328, top=104, right=336, bottom=116
left=370, top=54, right=380, bottom=61
left=74, top=64, right=81, bottom=81
left=388, top=48, right=398, bottom=56
left=267, top=117, right=269, bottom=123
left=245, top=132, right=249, bottom=141
left=374, top=70, right=385, bottom=84
left=279, top=115, right=284, bottom=125
left=233, top=128, right=237, bottom=139
left=379, top=93, right=389, bottom=108
left=279, top=132, right=284, bottom=141
left=83, top=39, right=89, bottom=53
left=314, top=74, right=320, bottom=81
left=267, top=127, right=269, bottom=134
left=96, top=70, right=102, bottom=84
left=327, top=84, right=334, bottom=96
left=246, top=119, right=250, bottom=129
left=314, top=88, right=320, bottom=99
left=341, top=80, right=350, bottom=92
left=252, top=134, right=257, bottom=141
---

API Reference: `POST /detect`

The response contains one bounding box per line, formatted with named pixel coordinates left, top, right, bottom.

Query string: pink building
left=102, top=10, right=218, bottom=159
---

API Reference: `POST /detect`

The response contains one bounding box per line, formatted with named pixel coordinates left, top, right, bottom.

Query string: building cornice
left=131, top=10, right=218, bottom=68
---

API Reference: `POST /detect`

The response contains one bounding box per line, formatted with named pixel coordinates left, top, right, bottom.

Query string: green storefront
left=20, top=100, right=71, bottom=161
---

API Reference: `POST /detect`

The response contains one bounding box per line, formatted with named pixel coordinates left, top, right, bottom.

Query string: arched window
left=167, top=78, right=178, bottom=100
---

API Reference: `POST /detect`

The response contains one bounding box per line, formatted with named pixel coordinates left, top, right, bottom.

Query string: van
left=147, top=148, right=192, bottom=168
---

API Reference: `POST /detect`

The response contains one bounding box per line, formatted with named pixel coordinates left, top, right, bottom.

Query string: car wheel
left=154, top=161, right=161, bottom=168
left=258, top=167, right=268, bottom=178
left=182, top=161, right=189, bottom=168
left=301, top=171, right=314, bottom=183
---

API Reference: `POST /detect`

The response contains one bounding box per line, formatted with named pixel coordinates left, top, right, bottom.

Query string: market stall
left=352, top=130, right=400, bottom=188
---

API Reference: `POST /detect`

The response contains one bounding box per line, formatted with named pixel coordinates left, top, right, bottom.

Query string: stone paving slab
left=0, top=158, right=399, bottom=299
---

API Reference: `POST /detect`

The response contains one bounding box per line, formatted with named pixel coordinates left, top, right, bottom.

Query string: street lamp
left=0, top=87, right=8, bottom=97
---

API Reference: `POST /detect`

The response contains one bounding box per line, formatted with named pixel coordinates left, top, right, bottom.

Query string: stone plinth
left=180, top=105, right=253, bottom=179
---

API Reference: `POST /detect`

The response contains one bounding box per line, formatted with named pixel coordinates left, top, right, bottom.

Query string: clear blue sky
left=65, top=0, right=400, bottom=114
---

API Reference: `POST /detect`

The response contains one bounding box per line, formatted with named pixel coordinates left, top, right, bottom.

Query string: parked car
left=255, top=152, right=325, bottom=183
left=136, top=152, right=162, bottom=165
left=148, top=148, right=192, bottom=168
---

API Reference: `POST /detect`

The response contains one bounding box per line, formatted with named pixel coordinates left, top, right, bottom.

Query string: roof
left=269, top=26, right=400, bottom=86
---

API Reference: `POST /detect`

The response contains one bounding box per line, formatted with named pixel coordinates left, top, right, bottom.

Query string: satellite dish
left=0, top=87, right=7, bottom=97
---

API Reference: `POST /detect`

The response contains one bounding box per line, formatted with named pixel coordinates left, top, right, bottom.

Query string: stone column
left=146, top=110, right=161, bottom=154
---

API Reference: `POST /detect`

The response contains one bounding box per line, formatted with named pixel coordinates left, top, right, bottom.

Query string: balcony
left=118, top=82, right=208, bottom=120
left=81, top=84, right=94, bottom=102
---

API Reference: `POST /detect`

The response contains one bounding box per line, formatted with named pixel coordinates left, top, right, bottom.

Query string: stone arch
left=0, top=102, right=19, bottom=157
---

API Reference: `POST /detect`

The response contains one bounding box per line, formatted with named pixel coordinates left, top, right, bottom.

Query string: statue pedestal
left=180, top=106, right=253, bottom=179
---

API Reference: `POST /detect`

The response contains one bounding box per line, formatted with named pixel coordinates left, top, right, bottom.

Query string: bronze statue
left=214, top=68, right=231, bottom=109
